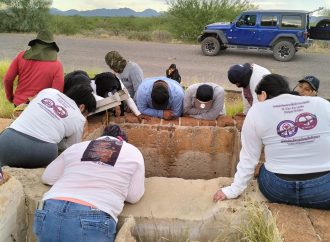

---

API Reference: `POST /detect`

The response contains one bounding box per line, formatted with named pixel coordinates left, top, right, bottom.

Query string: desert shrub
left=127, top=31, right=152, bottom=41
left=151, top=30, right=173, bottom=42
left=167, top=0, right=256, bottom=42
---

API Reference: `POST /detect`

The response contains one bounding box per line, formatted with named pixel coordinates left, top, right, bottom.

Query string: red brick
left=143, top=116, right=161, bottom=125
left=199, top=119, right=216, bottom=126
left=162, top=118, right=180, bottom=126
left=233, top=114, right=245, bottom=131
left=180, top=117, right=199, bottom=126
left=217, top=115, right=235, bottom=127
left=124, top=113, right=140, bottom=123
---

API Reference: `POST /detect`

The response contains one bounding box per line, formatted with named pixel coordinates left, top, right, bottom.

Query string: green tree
left=321, top=8, right=330, bottom=17
left=0, top=0, right=52, bottom=32
left=166, top=0, right=256, bottom=41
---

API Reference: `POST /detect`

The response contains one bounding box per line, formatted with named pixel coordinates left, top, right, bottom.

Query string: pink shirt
left=3, top=51, right=64, bottom=105
left=42, top=136, right=145, bottom=222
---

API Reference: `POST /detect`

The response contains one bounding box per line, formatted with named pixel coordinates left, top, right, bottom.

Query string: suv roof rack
left=308, top=7, right=324, bottom=14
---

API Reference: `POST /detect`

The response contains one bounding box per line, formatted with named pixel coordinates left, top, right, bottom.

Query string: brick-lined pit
left=85, top=113, right=244, bottom=179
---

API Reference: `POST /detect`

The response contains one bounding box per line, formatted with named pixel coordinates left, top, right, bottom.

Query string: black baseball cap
left=298, top=76, right=320, bottom=92
left=194, top=84, right=214, bottom=110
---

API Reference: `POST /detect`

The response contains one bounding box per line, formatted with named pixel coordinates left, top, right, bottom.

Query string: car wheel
left=272, top=40, right=296, bottom=62
left=201, top=37, right=220, bottom=56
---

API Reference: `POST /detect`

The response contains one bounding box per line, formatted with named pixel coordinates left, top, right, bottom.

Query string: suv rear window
left=281, top=15, right=302, bottom=28
left=261, top=15, right=278, bottom=27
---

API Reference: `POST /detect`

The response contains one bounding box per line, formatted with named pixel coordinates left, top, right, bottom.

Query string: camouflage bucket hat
left=28, top=30, right=59, bottom=52
left=105, top=51, right=127, bottom=73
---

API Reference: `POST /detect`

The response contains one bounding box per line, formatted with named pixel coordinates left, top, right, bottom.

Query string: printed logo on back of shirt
left=41, top=98, right=68, bottom=118
left=276, top=112, right=318, bottom=138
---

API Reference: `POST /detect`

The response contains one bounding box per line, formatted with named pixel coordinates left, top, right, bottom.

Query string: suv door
left=257, top=14, right=280, bottom=46
left=229, top=14, right=258, bottom=45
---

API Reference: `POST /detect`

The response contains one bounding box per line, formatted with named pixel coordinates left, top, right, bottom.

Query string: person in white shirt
left=33, top=125, right=145, bottom=242
left=227, top=63, right=271, bottom=115
left=92, top=72, right=148, bottom=122
left=213, top=74, right=330, bottom=209
left=0, top=86, right=96, bottom=168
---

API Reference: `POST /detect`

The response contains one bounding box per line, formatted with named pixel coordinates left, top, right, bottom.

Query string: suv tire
left=201, top=37, right=220, bottom=56
left=272, top=40, right=296, bottom=62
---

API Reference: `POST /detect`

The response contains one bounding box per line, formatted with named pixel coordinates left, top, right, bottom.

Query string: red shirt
left=3, top=51, right=64, bottom=105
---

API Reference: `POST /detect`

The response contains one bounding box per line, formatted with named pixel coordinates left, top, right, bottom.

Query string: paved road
left=1, top=33, right=329, bottom=98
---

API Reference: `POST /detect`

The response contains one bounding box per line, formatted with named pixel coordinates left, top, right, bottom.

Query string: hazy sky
left=51, top=0, right=330, bottom=12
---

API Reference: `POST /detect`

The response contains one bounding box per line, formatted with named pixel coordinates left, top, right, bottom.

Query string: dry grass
left=225, top=91, right=243, bottom=117
left=0, top=61, right=14, bottom=119
left=214, top=202, right=281, bottom=242
left=134, top=202, right=280, bottom=242
left=301, top=40, right=330, bottom=54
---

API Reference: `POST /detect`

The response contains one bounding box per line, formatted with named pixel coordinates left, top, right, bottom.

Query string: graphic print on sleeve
left=81, top=138, right=123, bottom=166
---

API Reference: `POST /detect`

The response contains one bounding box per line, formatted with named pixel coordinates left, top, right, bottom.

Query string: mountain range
left=49, top=7, right=161, bottom=17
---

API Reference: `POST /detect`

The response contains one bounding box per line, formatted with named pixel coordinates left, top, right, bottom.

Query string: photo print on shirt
left=81, top=139, right=123, bottom=166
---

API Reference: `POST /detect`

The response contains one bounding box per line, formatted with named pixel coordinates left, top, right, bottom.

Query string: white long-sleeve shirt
left=183, top=83, right=225, bottom=120
left=242, top=64, right=271, bottom=114
left=222, top=94, right=330, bottom=199
left=42, top=136, right=145, bottom=222
left=10, top=88, right=85, bottom=149
left=91, top=79, right=141, bottom=116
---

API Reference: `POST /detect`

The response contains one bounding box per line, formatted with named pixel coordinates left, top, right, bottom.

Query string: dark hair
left=102, top=124, right=128, bottom=142
left=94, top=72, right=122, bottom=98
left=151, top=82, right=169, bottom=110
left=64, top=70, right=91, bottom=93
left=65, top=84, right=96, bottom=113
left=255, top=74, right=291, bottom=99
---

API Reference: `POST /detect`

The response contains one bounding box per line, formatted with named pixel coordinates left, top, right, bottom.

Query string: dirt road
left=1, top=33, right=329, bottom=98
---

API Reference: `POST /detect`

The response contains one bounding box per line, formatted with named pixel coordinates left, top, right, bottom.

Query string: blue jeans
left=258, top=165, right=330, bottom=209
left=0, top=128, right=57, bottom=168
left=33, top=199, right=116, bottom=242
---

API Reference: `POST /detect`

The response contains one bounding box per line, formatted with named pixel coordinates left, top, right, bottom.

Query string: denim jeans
left=0, top=128, right=57, bottom=168
left=258, top=165, right=330, bottom=209
left=33, top=199, right=116, bottom=242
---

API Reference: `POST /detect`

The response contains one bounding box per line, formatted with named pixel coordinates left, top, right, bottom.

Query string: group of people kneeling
left=0, top=31, right=329, bottom=242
